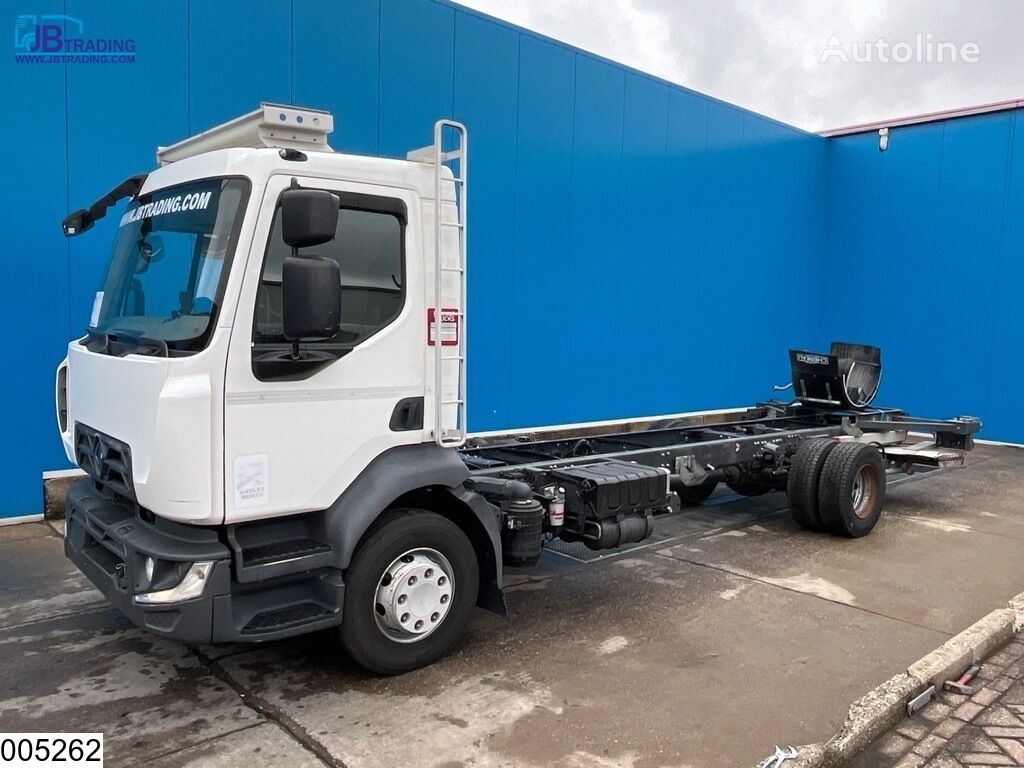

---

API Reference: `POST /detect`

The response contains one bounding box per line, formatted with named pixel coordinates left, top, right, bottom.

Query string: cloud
left=456, top=0, right=1024, bottom=131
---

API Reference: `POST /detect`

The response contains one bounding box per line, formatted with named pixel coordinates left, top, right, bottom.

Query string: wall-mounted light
left=879, top=127, right=890, bottom=152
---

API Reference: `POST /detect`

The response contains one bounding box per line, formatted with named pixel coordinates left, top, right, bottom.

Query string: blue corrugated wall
left=824, top=108, right=1024, bottom=444
left=1, top=0, right=829, bottom=518
left=6, top=0, right=1019, bottom=520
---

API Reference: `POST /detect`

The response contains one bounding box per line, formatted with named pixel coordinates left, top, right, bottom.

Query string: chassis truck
left=57, top=104, right=981, bottom=674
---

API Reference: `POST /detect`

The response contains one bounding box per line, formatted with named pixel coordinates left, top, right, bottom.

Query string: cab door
left=222, top=174, right=425, bottom=523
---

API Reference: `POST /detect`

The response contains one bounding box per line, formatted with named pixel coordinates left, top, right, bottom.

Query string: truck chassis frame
left=463, top=401, right=978, bottom=486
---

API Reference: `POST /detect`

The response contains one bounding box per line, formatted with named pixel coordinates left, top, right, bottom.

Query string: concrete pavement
left=1, top=443, right=1022, bottom=767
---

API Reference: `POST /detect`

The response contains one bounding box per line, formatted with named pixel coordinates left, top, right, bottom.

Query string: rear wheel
left=675, top=479, right=718, bottom=507
left=787, top=438, right=838, bottom=531
left=817, top=443, right=886, bottom=538
left=340, top=508, right=479, bottom=675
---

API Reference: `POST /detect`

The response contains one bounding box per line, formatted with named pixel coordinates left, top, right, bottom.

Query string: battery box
left=551, top=460, right=669, bottom=521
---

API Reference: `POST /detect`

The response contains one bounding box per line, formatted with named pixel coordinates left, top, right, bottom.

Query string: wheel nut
left=425, top=568, right=434, bottom=578
left=431, top=612, right=439, bottom=622
left=397, top=594, right=407, bottom=604
left=414, top=620, right=424, bottom=630
left=408, top=575, right=417, bottom=586
left=437, top=576, right=447, bottom=586
left=440, top=594, right=449, bottom=604
left=400, top=612, right=409, bottom=623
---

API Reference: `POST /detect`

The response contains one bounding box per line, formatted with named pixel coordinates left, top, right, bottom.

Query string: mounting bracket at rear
left=789, top=342, right=882, bottom=410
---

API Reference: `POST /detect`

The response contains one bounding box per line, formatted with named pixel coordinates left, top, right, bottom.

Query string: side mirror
left=282, top=256, right=341, bottom=341
left=280, top=189, right=339, bottom=249
left=62, top=208, right=94, bottom=237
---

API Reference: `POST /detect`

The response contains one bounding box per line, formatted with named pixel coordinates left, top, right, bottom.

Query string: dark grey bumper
left=65, top=480, right=231, bottom=643
left=64, top=481, right=342, bottom=643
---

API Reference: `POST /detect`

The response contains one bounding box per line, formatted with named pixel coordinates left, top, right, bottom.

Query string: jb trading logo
left=14, top=14, right=136, bottom=63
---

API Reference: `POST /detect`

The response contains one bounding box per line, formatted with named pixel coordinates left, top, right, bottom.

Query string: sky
left=456, top=0, right=1024, bottom=132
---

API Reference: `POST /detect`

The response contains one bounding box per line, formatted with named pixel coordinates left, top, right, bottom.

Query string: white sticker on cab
left=234, top=453, right=269, bottom=508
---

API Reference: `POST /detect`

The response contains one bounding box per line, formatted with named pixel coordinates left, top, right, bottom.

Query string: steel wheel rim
left=373, top=547, right=454, bottom=644
left=851, top=465, right=876, bottom=519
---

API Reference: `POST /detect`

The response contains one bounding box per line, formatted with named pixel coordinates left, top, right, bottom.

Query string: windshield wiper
left=85, top=329, right=169, bottom=358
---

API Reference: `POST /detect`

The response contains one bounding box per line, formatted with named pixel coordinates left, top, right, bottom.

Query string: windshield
left=89, top=177, right=250, bottom=354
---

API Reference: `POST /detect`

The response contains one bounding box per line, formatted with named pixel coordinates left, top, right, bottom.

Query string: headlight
left=134, top=561, right=213, bottom=605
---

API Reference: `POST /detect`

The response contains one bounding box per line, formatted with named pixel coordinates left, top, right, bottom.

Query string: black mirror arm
left=63, top=172, right=148, bottom=238
left=88, top=174, right=148, bottom=220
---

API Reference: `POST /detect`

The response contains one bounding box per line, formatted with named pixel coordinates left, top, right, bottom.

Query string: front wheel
left=340, top=508, right=479, bottom=675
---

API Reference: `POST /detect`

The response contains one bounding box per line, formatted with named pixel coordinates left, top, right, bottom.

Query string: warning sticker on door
left=427, top=307, right=460, bottom=347
left=233, top=453, right=269, bottom=509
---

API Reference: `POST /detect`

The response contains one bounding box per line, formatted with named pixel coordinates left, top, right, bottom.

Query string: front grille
left=75, top=423, right=135, bottom=501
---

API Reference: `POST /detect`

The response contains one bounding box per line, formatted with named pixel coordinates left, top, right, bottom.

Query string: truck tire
left=340, top=508, right=479, bottom=675
left=817, top=443, right=886, bottom=538
left=675, top=479, right=718, bottom=507
left=786, top=438, right=837, bottom=531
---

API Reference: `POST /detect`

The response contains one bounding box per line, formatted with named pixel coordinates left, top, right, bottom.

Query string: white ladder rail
left=412, top=120, right=468, bottom=448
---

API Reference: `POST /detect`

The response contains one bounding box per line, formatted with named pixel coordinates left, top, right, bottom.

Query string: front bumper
left=65, top=481, right=231, bottom=643
left=64, top=481, right=343, bottom=643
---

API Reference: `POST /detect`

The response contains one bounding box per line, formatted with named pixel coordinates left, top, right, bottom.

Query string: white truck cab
left=58, top=104, right=981, bottom=674
left=60, top=105, right=494, bottom=673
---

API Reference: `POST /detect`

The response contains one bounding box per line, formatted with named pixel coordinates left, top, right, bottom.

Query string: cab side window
left=252, top=192, right=406, bottom=379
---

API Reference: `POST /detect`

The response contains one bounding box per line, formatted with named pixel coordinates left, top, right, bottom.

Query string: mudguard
left=321, top=443, right=504, bottom=590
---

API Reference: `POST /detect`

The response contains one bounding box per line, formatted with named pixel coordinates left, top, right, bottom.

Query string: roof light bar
left=156, top=103, right=334, bottom=166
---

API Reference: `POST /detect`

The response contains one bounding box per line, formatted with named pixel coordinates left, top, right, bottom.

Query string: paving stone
left=958, top=754, right=1014, bottom=765
left=900, top=720, right=934, bottom=739
left=948, top=726, right=1003, bottom=754
left=957, top=703, right=988, bottom=722
left=879, top=732, right=918, bottom=758
left=980, top=666, right=1004, bottom=682
left=976, top=707, right=1024, bottom=728
left=944, top=692, right=972, bottom=707
left=924, top=755, right=962, bottom=768
left=975, top=689, right=1003, bottom=707
left=996, top=740, right=1024, bottom=763
left=1003, top=686, right=1024, bottom=705
left=921, top=704, right=955, bottom=724
left=895, top=753, right=928, bottom=768
left=915, top=735, right=952, bottom=759
left=983, top=728, right=1024, bottom=740
left=996, top=647, right=1024, bottom=663
left=934, top=719, right=968, bottom=739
